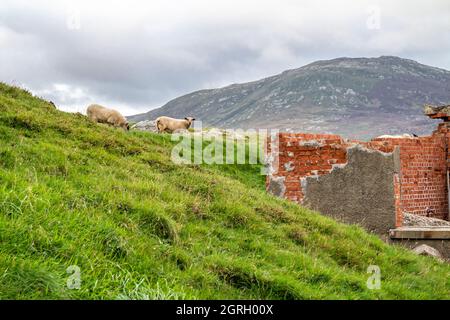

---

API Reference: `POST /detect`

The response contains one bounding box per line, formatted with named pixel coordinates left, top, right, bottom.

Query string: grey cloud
left=0, top=0, right=449, bottom=115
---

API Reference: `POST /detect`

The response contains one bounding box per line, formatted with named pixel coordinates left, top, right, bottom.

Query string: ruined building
left=266, top=105, right=450, bottom=258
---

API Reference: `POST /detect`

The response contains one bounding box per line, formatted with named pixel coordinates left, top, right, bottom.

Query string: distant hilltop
left=130, top=56, right=450, bottom=140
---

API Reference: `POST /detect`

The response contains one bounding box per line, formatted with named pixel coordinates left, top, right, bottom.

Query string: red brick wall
left=370, top=130, right=448, bottom=221
left=267, top=124, right=450, bottom=226
left=386, top=133, right=447, bottom=221
left=268, top=133, right=348, bottom=203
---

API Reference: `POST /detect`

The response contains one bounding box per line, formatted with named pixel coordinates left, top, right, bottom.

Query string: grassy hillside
left=0, top=83, right=449, bottom=299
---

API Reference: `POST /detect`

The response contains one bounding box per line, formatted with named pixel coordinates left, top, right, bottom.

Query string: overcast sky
left=1, top=0, right=449, bottom=115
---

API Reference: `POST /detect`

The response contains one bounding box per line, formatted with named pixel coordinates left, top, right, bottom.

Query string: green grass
left=0, top=82, right=449, bottom=299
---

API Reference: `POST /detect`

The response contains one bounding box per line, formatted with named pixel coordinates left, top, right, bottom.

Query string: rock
left=131, top=120, right=157, bottom=132
left=402, top=213, right=450, bottom=227
left=412, top=244, right=443, bottom=260
left=173, top=128, right=189, bottom=134
left=190, top=128, right=248, bottom=141
left=423, top=104, right=450, bottom=116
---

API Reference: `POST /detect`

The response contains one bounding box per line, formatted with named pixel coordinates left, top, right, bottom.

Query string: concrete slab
left=389, top=227, right=450, bottom=239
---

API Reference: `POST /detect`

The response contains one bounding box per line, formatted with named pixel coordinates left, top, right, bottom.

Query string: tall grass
left=0, top=82, right=449, bottom=299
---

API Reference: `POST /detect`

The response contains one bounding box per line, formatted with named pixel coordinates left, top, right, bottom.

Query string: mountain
left=1, top=82, right=449, bottom=299
left=130, top=56, right=450, bottom=139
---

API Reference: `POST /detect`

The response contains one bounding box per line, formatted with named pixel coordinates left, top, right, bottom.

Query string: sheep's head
left=122, top=122, right=130, bottom=131
left=184, top=117, right=196, bottom=128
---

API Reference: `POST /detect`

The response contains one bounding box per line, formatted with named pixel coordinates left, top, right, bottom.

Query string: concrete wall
left=302, top=146, right=398, bottom=234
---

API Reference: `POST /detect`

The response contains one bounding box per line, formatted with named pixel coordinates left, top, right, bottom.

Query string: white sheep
left=155, top=116, right=195, bottom=133
left=87, top=104, right=129, bottom=131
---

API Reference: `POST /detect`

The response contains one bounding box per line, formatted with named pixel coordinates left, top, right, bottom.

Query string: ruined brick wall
left=266, top=133, right=394, bottom=204
left=266, top=123, right=450, bottom=233
left=266, top=133, right=398, bottom=233
left=267, top=133, right=346, bottom=203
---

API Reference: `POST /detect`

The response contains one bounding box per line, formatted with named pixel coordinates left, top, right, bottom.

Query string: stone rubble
left=402, top=213, right=450, bottom=227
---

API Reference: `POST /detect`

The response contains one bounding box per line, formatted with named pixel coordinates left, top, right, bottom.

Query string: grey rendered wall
left=302, top=145, right=399, bottom=235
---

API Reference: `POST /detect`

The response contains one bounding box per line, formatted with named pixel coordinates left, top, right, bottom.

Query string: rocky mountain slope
left=130, top=56, right=450, bottom=139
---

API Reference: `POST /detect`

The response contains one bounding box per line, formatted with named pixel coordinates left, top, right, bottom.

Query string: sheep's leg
left=156, top=122, right=165, bottom=133
left=107, top=116, right=118, bottom=128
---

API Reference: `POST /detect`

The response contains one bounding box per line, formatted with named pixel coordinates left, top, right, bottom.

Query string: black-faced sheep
left=87, top=104, right=129, bottom=131
left=155, top=116, right=195, bottom=133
